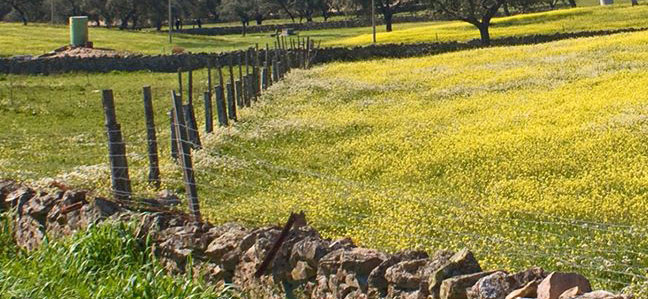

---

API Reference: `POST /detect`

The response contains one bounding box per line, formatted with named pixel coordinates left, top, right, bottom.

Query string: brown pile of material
left=38, top=46, right=130, bottom=59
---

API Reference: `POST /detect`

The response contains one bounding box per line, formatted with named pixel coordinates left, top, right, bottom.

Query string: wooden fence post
left=215, top=85, right=228, bottom=126
left=272, top=58, right=279, bottom=82
left=262, top=67, right=268, bottom=90
left=236, top=80, right=243, bottom=108
left=226, top=82, right=237, bottom=121
left=204, top=91, right=213, bottom=133
left=255, top=44, right=261, bottom=96
left=171, top=91, right=201, bottom=222
left=101, top=89, right=132, bottom=200
left=142, top=86, right=160, bottom=188
left=183, top=104, right=202, bottom=149
left=169, top=109, right=178, bottom=160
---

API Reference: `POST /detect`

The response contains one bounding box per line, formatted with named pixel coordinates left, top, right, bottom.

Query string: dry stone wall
left=0, top=180, right=634, bottom=299
left=175, top=15, right=438, bottom=36
left=1, top=27, right=647, bottom=75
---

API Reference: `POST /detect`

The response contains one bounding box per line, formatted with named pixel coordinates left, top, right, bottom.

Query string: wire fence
left=1, top=38, right=647, bottom=292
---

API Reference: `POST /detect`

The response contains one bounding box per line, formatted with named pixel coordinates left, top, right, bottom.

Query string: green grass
left=0, top=213, right=235, bottom=298
left=4, top=30, right=648, bottom=292
left=4, top=3, right=648, bottom=57
left=331, top=3, right=648, bottom=46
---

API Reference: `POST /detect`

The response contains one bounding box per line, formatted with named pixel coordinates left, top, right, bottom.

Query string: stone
left=468, top=271, right=514, bottom=299
left=385, top=259, right=430, bottom=290
left=368, top=250, right=429, bottom=295
left=537, top=272, right=592, bottom=299
left=205, top=227, right=249, bottom=262
left=572, top=291, right=633, bottom=299
left=340, top=248, right=387, bottom=276
left=559, top=286, right=586, bottom=299
left=441, top=271, right=496, bottom=299
left=509, top=267, right=546, bottom=286
left=429, top=248, right=482, bottom=298
left=290, top=236, right=330, bottom=268
left=292, top=260, right=317, bottom=281
left=506, top=280, right=541, bottom=299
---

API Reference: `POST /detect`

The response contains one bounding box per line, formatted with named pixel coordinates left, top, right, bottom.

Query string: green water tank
left=70, top=16, right=89, bottom=47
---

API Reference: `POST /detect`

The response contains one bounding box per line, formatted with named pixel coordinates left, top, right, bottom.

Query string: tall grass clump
left=0, top=214, right=235, bottom=298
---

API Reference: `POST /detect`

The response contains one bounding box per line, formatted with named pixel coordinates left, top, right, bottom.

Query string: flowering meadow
left=3, top=30, right=648, bottom=293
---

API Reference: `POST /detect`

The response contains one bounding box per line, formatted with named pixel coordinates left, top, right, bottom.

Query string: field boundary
left=173, top=15, right=439, bottom=36
left=0, top=180, right=634, bottom=298
left=1, top=27, right=647, bottom=75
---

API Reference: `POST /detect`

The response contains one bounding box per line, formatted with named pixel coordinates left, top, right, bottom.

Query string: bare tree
left=429, top=0, right=505, bottom=45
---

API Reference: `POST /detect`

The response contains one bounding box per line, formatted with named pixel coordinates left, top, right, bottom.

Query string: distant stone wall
left=1, top=27, right=646, bottom=75
left=175, top=15, right=438, bottom=36
left=0, top=180, right=634, bottom=298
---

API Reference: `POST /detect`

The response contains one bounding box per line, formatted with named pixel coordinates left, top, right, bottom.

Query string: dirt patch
left=38, top=46, right=130, bottom=59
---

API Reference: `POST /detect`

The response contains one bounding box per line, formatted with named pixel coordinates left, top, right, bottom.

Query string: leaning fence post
left=142, top=86, right=160, bottom=188
left=171, top=91, right=201, bottom=222
left=101, top=89, right=132, bottom=200
left=204, top=91, right=213, bottom=133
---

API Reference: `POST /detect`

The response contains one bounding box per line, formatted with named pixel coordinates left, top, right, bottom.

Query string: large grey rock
left=441, top=271, right=496, bottom=299
left=429, top=248, right=482, bottom=298
left=537, top=272, right=592, bottom=299
left=468, top=271, right=513, bottom=299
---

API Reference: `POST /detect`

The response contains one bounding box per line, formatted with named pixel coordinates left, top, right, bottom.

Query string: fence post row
left=101, top=89, right=132, bottom=201
left=171, top=91, right=201, bottom=222
left=142, top=86, right=160, bottom=188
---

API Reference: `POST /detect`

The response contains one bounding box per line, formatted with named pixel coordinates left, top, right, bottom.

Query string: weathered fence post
left=169, top=109, right=178, bottom=160
left=171, top=91, right=201, bottom=222
left=236, top=79, right=243, bottom=108
left=142, top=86, right=160, bottom=188
left=272, top=58, right=279, bottom=82
left=101, top=89, right=132, bottom=200
left=226, top=82, right=237, bottom=121
left=262, top=67, right=268, bottom=90
left=183, top=103, right=202, bottom=149
left=215, top=85, right=228, bottom=126
left=255, top=44, right=261, bottom=95
left=204, top=91, right=213, bottom=133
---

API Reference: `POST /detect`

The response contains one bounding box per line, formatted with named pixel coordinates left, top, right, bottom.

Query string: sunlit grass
left=329, top=3, right=648, bottom=46
left=3, top=20, right=648, bottom=294
left=4, top=3, right=648, bottom=57
left=0, top=213, right=235, bottom=298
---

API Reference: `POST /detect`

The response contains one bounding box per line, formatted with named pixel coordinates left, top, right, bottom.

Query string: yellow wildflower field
left=199, top=31, right=648, bottom=291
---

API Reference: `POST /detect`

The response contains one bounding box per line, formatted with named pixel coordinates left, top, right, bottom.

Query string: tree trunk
left=568, top=0, right=577, bottom=7
left=256, top=15, right=263, bottom=25
left=242, top=20, right=247, bottom=36
left=478, top=23, right=490, bottom=46
left=384, top=11, right=393, bottom=32
left=12, top=5, right=28, bottom=25
left=632, top=0, right=638, bottom=5
left=503, top=2, right=511, bottom=16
